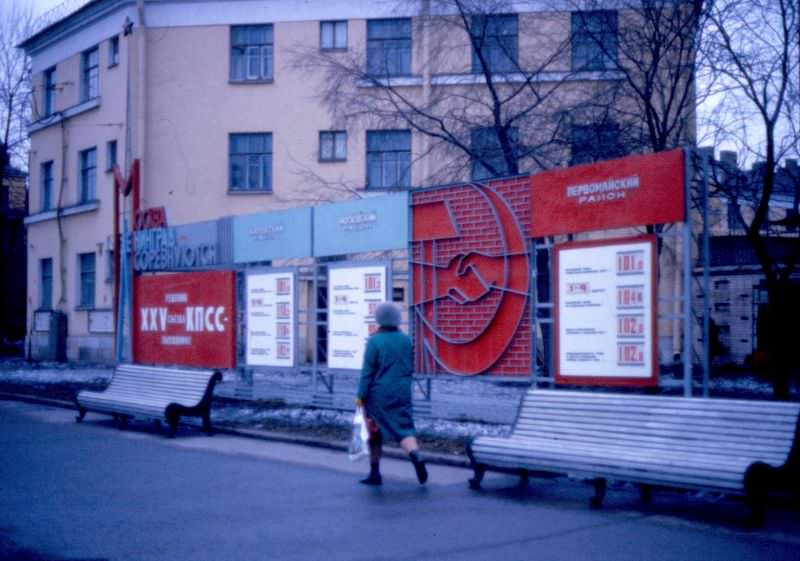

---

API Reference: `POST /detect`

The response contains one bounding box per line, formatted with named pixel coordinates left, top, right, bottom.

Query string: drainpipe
left=420, top=0, right=431, bottom=184
left=136, top=0, right=145, bottom=215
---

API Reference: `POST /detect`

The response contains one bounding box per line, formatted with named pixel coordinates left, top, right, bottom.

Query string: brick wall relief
left=411, top=178, right=531, bottom=376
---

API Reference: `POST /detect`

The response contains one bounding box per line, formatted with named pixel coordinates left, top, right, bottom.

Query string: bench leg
left=167, top=413, right=179, bottom=438
left=75, top=408, right=87, bottom=423
left=518, top=469, right=529, bottom=488
left=590, top=478, right=607, bottom=509
left=469, top=464, right=486, bottom=490
left=744, top=462, right=770, bottom=528
left=202, top=412, right=213, bottom=436
left=639, top=484, right=653, bottom=506
left=117, top=415, right=130, bottom=430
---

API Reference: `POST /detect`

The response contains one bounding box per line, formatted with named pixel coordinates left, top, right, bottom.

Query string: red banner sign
left=531, top=149, right=685, bottom=237
left=134, top=271, right=236, bottom=368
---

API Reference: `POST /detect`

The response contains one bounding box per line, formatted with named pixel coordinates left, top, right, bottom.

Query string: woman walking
left=356, top=302, right=427, bottom=486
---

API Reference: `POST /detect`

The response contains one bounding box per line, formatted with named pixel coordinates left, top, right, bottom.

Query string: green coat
left=356, top=327, right=416, bottom=441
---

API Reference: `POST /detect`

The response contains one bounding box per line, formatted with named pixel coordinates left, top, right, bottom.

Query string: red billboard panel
left=134, top=271, right=236, bottom=369
left=531, top=149, right=685, bottom=237
left=411, top=176, right=531, bottom=376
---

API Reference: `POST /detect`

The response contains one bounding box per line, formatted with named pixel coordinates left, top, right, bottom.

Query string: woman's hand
left=355, top=397, right=364, bottom=408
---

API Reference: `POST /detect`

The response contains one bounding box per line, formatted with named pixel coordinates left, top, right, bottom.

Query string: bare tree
left=0, top=3, right=33, bottom=179
left=291, top=0, right=579, bottom=187
left=702, top=0, right=800, bottom=398
left=565, top=0, right=706, bottom=157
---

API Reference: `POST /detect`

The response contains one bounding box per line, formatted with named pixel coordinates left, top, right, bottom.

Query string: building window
left=321, top=20, right=347, bottom=50
left=230, top=25, right=274, bottom=81
left=79, top=147, right=97, bottom=203
left=40, top=258, right=53, bottom=310
left=78, top=252, right=96, bottom=309
left=106, top=140, right=118, bottom=172
left=570, top=123, right=622, bottom=165
left=366, top=130, right=411, bottom=188
left=471, top=14, right=518, bottom=74
left=571, top=10, right=618, bottom=71
left=43, top=67, right=56, bottom=117
left=41, top=161, right=54, bottom=211
left=367, top=18, right=411, bottom=77
left=471, top=126, right=519, bottom=181
left=81, top=46, right=99, bottom=101
left=229, top=133, right=272, bottom=192
left=109, top=35, right=119, bottom=67
left=320, top=131, right=347, bottom=161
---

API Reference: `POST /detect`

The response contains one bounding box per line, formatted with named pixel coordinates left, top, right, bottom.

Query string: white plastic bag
left=348, top=405, right=370, bottom=462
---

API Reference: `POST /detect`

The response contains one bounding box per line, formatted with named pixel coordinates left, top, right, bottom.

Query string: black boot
left=409, top=450, right=428, bottom=485
left=360, top=462, right=382, bottom=486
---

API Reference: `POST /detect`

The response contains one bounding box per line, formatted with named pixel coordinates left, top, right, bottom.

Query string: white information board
left=246, top=271, right=295, bottom=367
left=555, top=237, right=657, bottom=386
left=328, top=265, right=388, bottom=370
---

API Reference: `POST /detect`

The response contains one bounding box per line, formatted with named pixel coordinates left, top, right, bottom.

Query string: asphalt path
left=1, top=399, right=799, bottom=561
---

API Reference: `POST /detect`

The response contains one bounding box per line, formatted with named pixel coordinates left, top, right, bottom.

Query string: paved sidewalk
left=3, top=398, right=800, bottom=561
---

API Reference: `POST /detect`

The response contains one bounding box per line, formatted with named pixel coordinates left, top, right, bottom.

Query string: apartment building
left=20, top=0, right=683, bottom=363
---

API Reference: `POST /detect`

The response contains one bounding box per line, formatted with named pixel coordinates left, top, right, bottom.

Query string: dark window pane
left=366, top=130, right=411, bottom=188
left=367, top=19, right=411, bottom=76
left=79, top=253, right=96, bottom=308
left=471, top=14, right=518, bottom=74
left=229, top=133, right=272, bottom=191
left=571, top=11, right=618, bottom=71
left=570, top=123, right=622, bottom=165
left=471, top=127, right=518, bottom=180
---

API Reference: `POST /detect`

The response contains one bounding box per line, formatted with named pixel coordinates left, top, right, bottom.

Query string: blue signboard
left=134, top=219, right=220, bottom=272
left=233, top=207, right=313, bottom=263
left=313, top=193, right=409, bottom=257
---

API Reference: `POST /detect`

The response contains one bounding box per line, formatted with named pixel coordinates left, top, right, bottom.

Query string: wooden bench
left=75, top=364, right=222, bottom=437
left=467, top=389, right=800, bottom=524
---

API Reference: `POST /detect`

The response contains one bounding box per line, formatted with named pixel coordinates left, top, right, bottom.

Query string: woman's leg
left=360, top=431, right=383, bottom=485
left=400, top=436, right=428, bottom=484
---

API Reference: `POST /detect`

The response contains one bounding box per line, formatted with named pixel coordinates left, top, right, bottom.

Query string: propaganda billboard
left=554, top=236, right=658, bottom=387
left=531, top=149, right=685, bottom=237
left=134, top=271, right=236, bottom=369
left=245, top=270, right=296, bottom=367
left=327, top=263, right=388, bottom=370
left=411, top=177, right=531, bottom=376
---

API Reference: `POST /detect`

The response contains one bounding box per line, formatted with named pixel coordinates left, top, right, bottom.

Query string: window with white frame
left=41, top=161, right=54, bottom=211
left=81, top=46, right=99, bottom=101
left=230, top=133, right=272, bottom=192
left=571, top=10, right=618, bottom=71
left=367, top=18, right=411, bottom=77
left=366, top=130, right=411, bottom=188
left=43, top=67, right=56, bottom=117
left=109, top=35, right=119, bottom=67
left=321, top=20, right=347, bottom=50
left=470, top=14, right=518, bottom=74
left=320, top=131, right=347, bottom=161
left=470, top=126, right=519, bottom=181
left=40, top=258, right=53, bottom=309
left=78, top=252, right=96, bottom=309
left=230, top=25, right=274, bottom=81
left=79, top=147, right=97, bottom=203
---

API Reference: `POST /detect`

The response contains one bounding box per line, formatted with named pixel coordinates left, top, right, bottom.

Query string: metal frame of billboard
left=530, top=147, right=705, bottom=397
